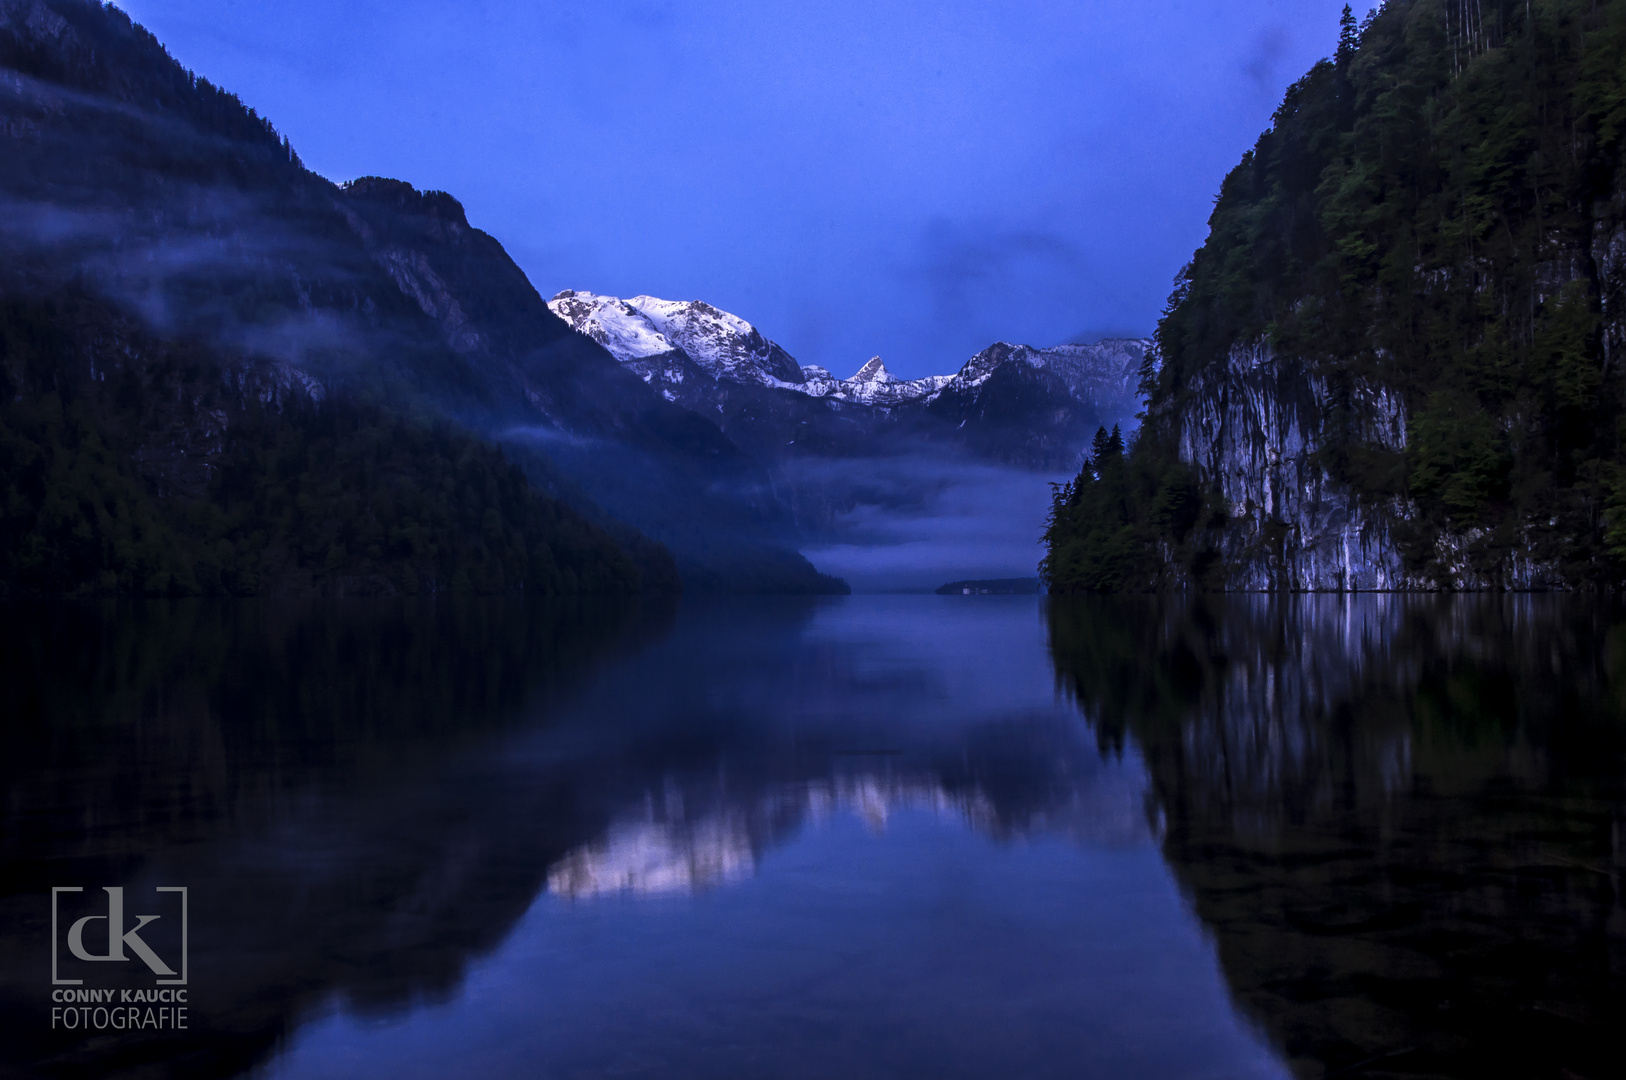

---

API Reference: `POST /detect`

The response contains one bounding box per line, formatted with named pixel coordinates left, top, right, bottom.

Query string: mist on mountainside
left=0, top=0, right=852, bottom=594
left=1, top=0, right=1157, bottom=598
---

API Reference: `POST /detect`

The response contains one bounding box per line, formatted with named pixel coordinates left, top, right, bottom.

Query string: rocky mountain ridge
left=548, top=290, right=1150, bottom=468
left=797, top=355, right=956, bottom=406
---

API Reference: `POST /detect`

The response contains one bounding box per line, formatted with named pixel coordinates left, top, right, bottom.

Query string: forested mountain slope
left=0, top=0, right=839, bottom=594
left=0, top=288, right=652, bottom=596
left=1045, top=0, right=1626, bottom=591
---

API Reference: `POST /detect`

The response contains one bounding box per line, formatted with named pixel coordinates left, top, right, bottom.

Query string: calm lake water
left=2, top=596, right=1623, bottom=1079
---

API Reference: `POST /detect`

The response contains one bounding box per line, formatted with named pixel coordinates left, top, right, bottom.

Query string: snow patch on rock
left=549, top=290, right=805, bottom=389
left=548, top=290, right=1148, bottom=415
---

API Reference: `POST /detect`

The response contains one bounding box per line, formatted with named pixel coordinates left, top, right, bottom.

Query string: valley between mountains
left=7, top=0, right=1624, bottom=596
left=0, top=0, right=1146, bottom=597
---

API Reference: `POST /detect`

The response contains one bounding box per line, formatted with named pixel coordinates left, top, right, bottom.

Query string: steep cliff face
left=1167, top=344, right=1573, bottom=589
left=1168, top=344, right=1412, bottom=589
left=1046, top=0, right=1626, bottom=592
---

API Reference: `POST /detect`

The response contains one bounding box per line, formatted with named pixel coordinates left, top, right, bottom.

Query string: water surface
left=2, top=595, right=1622, bottom=1079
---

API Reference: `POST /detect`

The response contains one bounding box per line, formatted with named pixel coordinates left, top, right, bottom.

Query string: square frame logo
left=51, top=887, right=188, bottom=986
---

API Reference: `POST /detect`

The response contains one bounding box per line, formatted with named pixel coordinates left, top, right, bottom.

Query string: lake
left=2, top=596, right=1622, bottom=1079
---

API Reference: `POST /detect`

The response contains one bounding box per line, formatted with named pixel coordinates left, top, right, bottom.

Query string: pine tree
left=1090, top=426, right=1114, bottom=463
left=1335, top=4, right=1358, bottom=64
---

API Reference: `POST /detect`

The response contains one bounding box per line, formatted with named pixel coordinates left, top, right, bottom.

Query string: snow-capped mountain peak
left=548, top=290, right=676, bottom=361
left=548, top=289, right=1148, bottom=427
left=851, top=356, right=895, bottom=383
left=548, top=290, right=804, bottom=389
left=833, top=359, right=954, bottom=406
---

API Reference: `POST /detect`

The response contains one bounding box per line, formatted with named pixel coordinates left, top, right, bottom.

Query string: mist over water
left=788, top=456, right=1067, bottom=591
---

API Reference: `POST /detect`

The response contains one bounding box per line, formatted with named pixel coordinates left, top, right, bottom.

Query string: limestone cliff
left=1045, top=0, right=1626, bottom=592
left=1167, top=344, right=1570, bottom=589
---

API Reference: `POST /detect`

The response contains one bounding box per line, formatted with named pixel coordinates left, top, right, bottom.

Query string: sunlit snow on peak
left=548, top=289, right=1149, bottom=413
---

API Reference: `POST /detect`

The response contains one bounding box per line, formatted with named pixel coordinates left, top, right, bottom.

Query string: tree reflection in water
left=1047, top=595, right=1626, bottom=1080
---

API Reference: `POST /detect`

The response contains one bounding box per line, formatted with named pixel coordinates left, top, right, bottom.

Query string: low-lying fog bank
left=787, top=455, right=1069, bottom=592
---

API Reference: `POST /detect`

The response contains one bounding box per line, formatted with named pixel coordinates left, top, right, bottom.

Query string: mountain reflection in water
left=1049, top=595, right=1626, bottom=1080
left=3, top=596, right=1284, bottom=1080
left=261, top=596, right=1271, bottom=1080
left=15, top=595, right=1620, bottom=1080
left=546, top=761, right=1150, bottom=900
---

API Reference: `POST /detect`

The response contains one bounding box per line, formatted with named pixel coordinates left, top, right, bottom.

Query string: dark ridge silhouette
left=0, top=0, right=843, bottom=594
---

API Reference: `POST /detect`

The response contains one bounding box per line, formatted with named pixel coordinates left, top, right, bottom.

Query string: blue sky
left=119, top=0, right=1348, bottom=379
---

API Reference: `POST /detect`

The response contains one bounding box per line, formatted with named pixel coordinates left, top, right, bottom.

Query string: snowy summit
left=549, top=290, right=1143, bottom=417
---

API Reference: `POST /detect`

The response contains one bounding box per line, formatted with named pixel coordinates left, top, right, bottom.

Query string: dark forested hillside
left=0, top=0, right=846, bottom=594
left=0, top=289, right=659, bottom=596
left=1045, top=0, right=1626, bottom=591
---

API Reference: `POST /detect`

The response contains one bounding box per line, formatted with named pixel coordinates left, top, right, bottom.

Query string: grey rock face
left=1168, top=343, right=1567, bottom=590
left=957, top=340, right=1144, bottom=414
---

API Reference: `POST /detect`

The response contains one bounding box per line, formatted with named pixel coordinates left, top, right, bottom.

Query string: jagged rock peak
left=851, top=356, right=895, bottom=383
left=547, top=289, right=1150, bottom=415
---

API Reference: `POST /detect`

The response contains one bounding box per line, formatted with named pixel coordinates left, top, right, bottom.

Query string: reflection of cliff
left=1047, top=596, right=1626, bottom=1080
